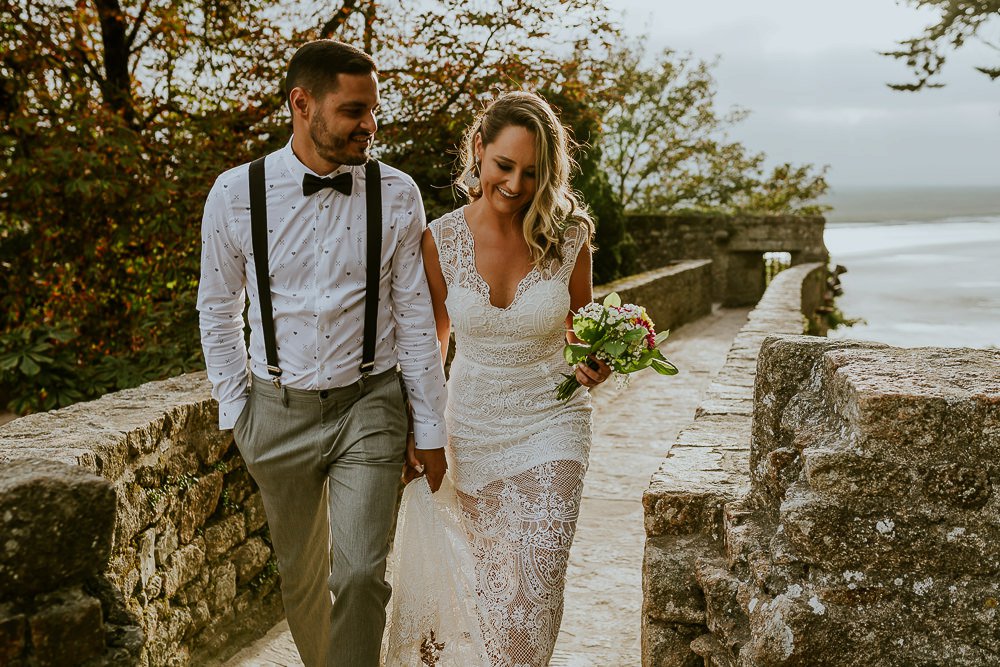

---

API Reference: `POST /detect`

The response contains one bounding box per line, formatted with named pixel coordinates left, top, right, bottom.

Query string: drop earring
left=462, top=160, right=481, bottom=190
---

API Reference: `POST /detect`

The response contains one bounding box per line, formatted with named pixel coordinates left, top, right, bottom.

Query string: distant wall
left=0, top=375, right=282, bottom=665
left=641, top=262, right=828, bottom=666
left=626, top=214, right=827, bottom=307
left=595, top=260, right=714, bottom=334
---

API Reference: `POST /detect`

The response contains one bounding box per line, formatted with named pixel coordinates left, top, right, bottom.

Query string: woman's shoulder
left=428, top=207, right=465, bottom=235
left=559, top=215, right=592, bottom=252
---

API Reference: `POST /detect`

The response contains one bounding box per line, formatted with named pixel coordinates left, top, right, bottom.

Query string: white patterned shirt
left=197, top=139, right=447, bottom=450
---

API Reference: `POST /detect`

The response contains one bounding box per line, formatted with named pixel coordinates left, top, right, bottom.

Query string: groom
left=197, top=40, right=447, bottom=666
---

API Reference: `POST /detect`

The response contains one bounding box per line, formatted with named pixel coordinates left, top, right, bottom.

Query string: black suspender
left=362, top=159, right=382, bottom=376
left=248, top=157, right=281, bottom=387
left=247, top=157, right=383, bottom=388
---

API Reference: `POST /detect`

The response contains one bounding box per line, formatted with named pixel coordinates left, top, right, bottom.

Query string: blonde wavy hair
left=456, top=91, right=594, bottom=265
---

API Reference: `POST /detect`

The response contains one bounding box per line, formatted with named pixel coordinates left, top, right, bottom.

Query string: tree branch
left=124, top=0, right=153, bottom=50
left=319, top=0, right=359, bottom=39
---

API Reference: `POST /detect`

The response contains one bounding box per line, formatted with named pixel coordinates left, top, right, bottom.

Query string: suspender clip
left=266, top=365, right=283, bottom=389
left=359, top=360, right=375, bottom=378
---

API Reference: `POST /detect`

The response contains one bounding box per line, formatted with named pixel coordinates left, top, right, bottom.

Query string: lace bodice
left=429, top=208, right=585, bottom=368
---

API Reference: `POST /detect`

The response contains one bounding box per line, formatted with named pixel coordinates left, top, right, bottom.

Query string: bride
left=386, top=90, right=610, bottom=666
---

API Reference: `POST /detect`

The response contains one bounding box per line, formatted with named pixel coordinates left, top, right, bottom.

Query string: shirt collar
left=280, top=136, right=356, bottom=183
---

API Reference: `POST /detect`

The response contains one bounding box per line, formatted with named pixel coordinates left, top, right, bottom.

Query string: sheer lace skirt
left=457, top=459, right=585, bottom=667
left=386, top=460, right=585, bottom=667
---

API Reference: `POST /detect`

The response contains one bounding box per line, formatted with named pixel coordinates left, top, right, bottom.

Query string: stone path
left=224, top=306, right=750, bottom=666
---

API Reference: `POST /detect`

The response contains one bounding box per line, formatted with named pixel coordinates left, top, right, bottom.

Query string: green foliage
left=353, top=0, right=619, bottom=219
left=0, top=0, right=827, bottom=416
left=249, top=556, right=280, bottom=593
left=0, top=0, right=631, bottom=414
left=598, top=41, right=829, bottom=215
left=883, top=0, right=1000, bottom=91
left=1, top=0, right=290, bottom=414
left=539, top=69, right=631, bottom=284
left=0, top=326, right=86, bottom=412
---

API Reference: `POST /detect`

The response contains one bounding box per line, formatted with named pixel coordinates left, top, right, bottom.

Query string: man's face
left=308, top=72, right=380, bottom=166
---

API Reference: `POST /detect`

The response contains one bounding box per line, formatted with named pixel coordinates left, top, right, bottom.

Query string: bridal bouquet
left=556, top=292, right=678, bottom=400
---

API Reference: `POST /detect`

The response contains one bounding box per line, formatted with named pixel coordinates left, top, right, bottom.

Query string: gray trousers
left=233, top=368, right=407, bottom=667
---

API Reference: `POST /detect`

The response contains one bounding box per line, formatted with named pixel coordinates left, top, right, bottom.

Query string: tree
left=1, top=0, right=299, bottom=412
left=883, top=0, right=1000, bottom=91
left=0, top=0, right=624, bottom=412
left=599, top=42, right=828, bottom=215
left=347, top=0, right=618, bottom=218
left=539, top=60, right=630, bottom=285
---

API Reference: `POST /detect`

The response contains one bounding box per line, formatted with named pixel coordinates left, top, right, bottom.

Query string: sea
left=820, top=186, right=1000, bottom=350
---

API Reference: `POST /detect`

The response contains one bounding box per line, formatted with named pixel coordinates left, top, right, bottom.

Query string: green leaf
left=573, top=317, right=602, bottom=343
left=563, top=343, right=591, bottom=365
left=650, top=357, right=679, bottom=375
left=26, top=352, right=54, bottom=365
left=654, top=330, right=670, bottom=346
left=623, top=327, right=647, bottom=341
left=49, top=329, right=77, bottom=343
left=602, top=292, right=621, bottom=308
left=602, top=340, right=627, bottom=357
left=19, top=357, right=41, bottom=376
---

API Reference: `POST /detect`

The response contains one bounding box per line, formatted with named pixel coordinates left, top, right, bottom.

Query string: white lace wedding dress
left=385, top=208, right=593, bottom=667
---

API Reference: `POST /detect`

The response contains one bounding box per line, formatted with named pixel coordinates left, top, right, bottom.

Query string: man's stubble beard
left=310, top=115, right=370, bottom=167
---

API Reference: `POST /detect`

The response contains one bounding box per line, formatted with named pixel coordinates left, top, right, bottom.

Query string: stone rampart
left=0, top=374, right=282, bottom=665
left=642, top=281, right=1000, bottom=665
left=0, top=255, right=716, bottom=665
left=626, top=214, right=827, bottom=307
left=702, top=338, right=1000, bottom=666
left=641, top=262, right=828, bottom=666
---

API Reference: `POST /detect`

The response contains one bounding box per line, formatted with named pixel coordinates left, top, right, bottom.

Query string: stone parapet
left=595, top=260, right=714, bottom=334
left=641, top=263, right=828, bottom=666
left=0, top=373, right=282, bottom=665
left=643, top=325, right=1000, bottom=666
left=723, top=338, right=999, bottom=666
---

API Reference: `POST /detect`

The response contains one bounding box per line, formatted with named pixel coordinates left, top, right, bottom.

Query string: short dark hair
left=284, top=40, right=377, bottom=109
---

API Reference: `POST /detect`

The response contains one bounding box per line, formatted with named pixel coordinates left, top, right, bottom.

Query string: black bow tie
left=302, top=172, right=353, bottom=197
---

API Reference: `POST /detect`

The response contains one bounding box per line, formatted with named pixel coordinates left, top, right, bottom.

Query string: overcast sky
left=603, top=0, right=1000, bottom=189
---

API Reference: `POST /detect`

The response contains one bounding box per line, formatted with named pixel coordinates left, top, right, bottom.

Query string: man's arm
left=197, top=177, right=250, bottom=430
left=389, top=180, right=448, bottom=490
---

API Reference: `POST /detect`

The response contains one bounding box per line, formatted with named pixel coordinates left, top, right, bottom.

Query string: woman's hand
left=575, top=354, right=611, bottom=388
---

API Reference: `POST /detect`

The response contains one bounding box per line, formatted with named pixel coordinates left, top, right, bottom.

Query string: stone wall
left=0, top=254, right=716, bottom=665
left=641, top=264, right=1000, bottom=666
left=595, top=260, right=714, bottom=334
left=626, top=214, right=827, bottom=307
left=641, top=262, right=828, bottom=666
left=0, top=374, right=282, bottom=665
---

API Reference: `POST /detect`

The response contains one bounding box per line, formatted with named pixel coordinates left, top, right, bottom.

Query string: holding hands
left=403, top=430, right=448, bottom=493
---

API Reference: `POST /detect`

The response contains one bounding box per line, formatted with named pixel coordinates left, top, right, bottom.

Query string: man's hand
left=414, top=446, right=447, bottom=493
left=402, top=431, right=423, bottom=485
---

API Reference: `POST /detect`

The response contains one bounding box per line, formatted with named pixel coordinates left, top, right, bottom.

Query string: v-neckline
left=459, top=207, right=537, bottom=311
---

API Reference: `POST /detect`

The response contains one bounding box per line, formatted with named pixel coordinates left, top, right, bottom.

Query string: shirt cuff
left=218, top=395, right=249, bottom=431
left=413, top=422, right=447, bottom=450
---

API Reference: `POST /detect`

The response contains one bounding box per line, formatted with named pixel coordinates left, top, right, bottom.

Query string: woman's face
left=475, top=125, right=537, bottom=217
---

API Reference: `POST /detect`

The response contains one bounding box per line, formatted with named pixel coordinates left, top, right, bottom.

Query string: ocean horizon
left=822, top=191, right=1000, bottom=350
left=821, top=184, right=1000, bottom=224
